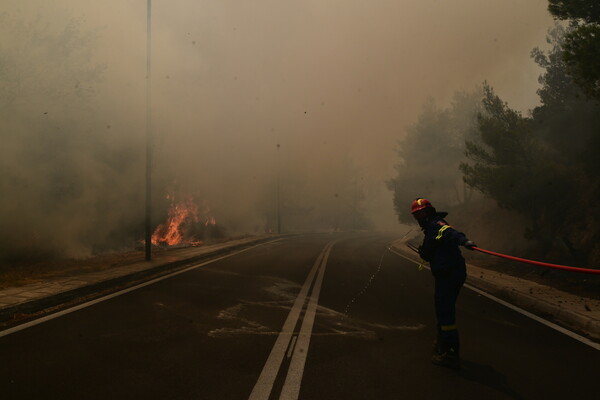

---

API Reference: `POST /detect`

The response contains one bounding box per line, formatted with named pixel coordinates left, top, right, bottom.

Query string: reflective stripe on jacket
left=418, top=214, right=468, bottom=276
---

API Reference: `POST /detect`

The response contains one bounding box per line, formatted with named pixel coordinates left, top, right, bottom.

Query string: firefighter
left=411, top=198, right=476, bottom=369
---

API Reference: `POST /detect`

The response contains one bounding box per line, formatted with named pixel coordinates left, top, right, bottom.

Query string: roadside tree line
left=389, top=22, right=600, bottom=265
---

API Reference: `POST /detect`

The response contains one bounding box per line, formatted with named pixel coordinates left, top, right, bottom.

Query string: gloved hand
left=463, top=240, right=476, bottom=250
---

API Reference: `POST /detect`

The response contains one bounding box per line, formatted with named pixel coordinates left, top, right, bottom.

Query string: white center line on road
left=249, top=241, right=336, bottom=400
left=286, top=336, right=298, bottom=359
left=279, top=241, right=334, bottom=400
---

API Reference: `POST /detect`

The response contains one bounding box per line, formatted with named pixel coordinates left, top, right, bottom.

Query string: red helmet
left=411, top=198, right=433, bottom=214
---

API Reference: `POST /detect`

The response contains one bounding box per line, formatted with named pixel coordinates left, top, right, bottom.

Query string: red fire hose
left=472, top=247, right=600, bottom=275
left=405, top=242, right=600, bottom=275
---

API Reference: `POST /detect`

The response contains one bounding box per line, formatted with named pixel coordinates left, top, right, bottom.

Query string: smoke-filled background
left=1, top=1, right=558, bottom=260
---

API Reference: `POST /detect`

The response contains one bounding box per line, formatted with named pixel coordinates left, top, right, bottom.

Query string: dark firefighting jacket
left=418, top=212, right=469, bottom=276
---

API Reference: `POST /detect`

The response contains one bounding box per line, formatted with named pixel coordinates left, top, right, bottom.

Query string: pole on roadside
left=144, top=0, right=153, bottom=260
left=276, top=143, right=281, bottom=234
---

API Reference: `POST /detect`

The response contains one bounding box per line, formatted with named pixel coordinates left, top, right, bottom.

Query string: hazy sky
left=1, top=0, right=556, bottom=254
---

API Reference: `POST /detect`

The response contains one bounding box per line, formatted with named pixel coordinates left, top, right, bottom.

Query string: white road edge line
left=279, top=241, right=334, bottom=400
left=388, top=247, right=600, bottom=351
left=0, top=239, right=284, bottom=339
left=248, top=241, right=335, bottom=400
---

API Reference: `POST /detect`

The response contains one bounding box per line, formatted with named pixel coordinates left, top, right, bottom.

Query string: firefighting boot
left=431, top=345, right=461, bottom=370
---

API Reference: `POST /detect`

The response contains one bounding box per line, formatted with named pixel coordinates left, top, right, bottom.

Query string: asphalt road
left=1, top=233, right=599, bottom=399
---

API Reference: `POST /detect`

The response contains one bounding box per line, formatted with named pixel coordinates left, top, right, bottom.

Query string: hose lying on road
left=406, top=242, right=600, bottom=275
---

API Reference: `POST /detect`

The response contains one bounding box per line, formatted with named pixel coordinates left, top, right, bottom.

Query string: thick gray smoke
left=0, top=1, right=554, bottom=259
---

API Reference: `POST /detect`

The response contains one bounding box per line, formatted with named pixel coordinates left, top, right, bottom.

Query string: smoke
left=0, top=0, right=554, bottom=259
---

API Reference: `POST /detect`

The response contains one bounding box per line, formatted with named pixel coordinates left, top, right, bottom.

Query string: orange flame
left=151, top=194, right=216, bottom=246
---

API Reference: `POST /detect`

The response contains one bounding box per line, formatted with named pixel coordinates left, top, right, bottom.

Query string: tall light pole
left=144, top=0, right=153, bottom=260
left=276, top=143, right=281, bottom=234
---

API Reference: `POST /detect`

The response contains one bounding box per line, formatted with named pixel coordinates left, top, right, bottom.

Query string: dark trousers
left=433, top=266, right=466, bottom=350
